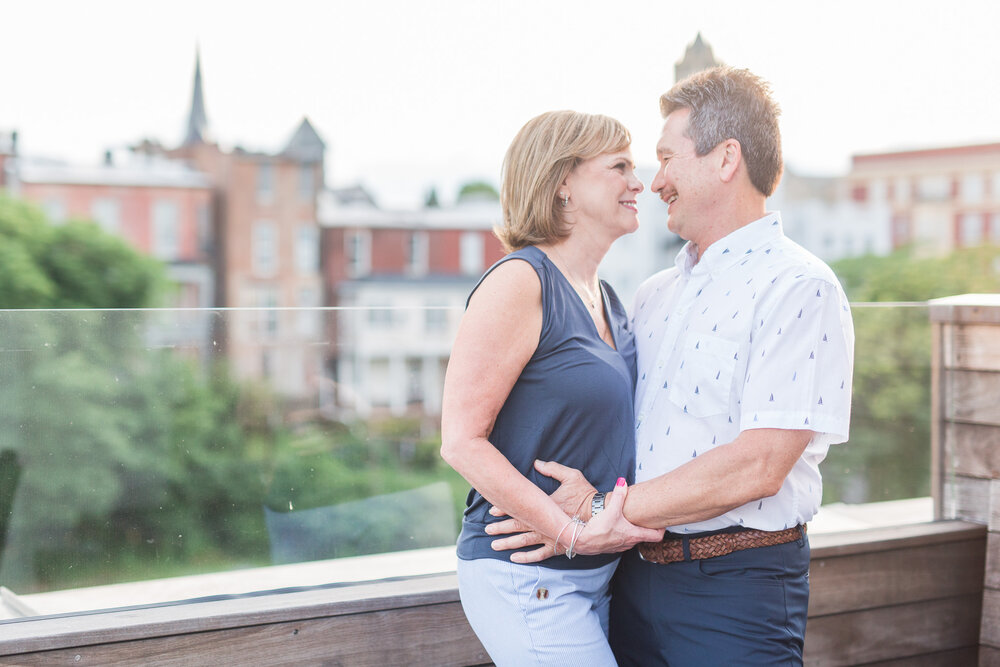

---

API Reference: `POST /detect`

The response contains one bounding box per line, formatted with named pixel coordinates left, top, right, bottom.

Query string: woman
left=440, top=110, right=663, bottom=665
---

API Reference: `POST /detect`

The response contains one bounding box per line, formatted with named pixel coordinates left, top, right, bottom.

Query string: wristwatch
left=591, top=491, right=608, bottom=517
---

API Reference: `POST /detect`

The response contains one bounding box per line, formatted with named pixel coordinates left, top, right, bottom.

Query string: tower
left=183, top=48, right=210, bottom=146
left=674, top=33, right=720, bottom=83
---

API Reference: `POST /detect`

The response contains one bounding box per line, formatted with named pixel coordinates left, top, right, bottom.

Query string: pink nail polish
left=616, top=477, right=626, bottom=487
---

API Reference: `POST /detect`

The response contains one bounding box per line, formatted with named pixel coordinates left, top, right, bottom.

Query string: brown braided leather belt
left=638, top=525, right=805, bottom=565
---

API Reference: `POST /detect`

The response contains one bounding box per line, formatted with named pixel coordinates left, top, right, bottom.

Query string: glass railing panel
left=820, top=303, right=931, bottom=505
left=0, top=301, right=934, bottom=622
left=0, top=306, right=467, bottom=621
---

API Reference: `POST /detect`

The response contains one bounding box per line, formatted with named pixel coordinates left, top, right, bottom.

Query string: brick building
left=319, top=189, right=504, bottom=418
left=151, top=52, right=327, bottom=402
left=848, top=143, right=1000, bottom=253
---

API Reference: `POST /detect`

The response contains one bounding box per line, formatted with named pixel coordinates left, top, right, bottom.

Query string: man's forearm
left=623, top=428, right=812, bottom=530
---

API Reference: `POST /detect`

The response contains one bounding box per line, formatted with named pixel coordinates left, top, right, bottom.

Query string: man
left=489, top=66, right=854, bottom=664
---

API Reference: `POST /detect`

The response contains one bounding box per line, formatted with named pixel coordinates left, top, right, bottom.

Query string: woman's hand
left=489, top=478, right=664, bottom=564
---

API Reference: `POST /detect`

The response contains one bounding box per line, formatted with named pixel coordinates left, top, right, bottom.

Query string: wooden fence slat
left=982, top=588, right=1000, bottom=650
left=0, top=602, right=490, bottom=667
left=946, top=370, right=1000, bottom=425
left=808, top=537, right=985, bottom=617
left=945, top=422, right=1000, bottom=478
left=804, top=594, right=982, bottom=666
left=943, top=324, right=1000, bottom=371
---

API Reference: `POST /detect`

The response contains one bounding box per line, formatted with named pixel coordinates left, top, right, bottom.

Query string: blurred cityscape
left=1, top=34, right=998, bottom=422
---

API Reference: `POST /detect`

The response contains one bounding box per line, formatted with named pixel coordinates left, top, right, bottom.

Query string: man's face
left=650, top=108, right=718, bottom=243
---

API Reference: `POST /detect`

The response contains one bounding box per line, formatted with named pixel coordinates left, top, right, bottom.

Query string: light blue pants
left=457, top=557, right=619, bottom=666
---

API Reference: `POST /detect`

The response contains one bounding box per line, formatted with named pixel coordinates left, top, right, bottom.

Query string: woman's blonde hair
left=496, top=110, right=631, bottom=252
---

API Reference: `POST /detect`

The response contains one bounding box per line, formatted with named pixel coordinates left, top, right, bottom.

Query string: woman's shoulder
left=469, top=251, right=543, bottom=312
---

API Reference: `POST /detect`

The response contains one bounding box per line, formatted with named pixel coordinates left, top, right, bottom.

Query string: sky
left=3, top=0, right=999, bottom=208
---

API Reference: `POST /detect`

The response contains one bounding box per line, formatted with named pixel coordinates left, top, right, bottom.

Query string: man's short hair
left=660, top=66, right=782, bottom=197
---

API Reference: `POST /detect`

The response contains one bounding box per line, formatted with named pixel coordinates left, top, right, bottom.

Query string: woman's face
left=563, top=148, right=643, bottom=239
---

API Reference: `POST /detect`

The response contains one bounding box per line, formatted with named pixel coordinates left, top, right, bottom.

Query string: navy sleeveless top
left=455, top=246, right=637, bottom=570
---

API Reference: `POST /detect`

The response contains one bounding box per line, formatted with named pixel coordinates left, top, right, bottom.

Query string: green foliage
left=456, top=180, right=499, bottom=202
left=0, top=194, right=165, bottom=309
left=823, top=246, right=1000, bottom=504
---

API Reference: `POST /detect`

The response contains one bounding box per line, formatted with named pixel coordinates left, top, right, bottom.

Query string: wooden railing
left=3, top=294, right=999, bottom=665
left=0, top=520, right=986, bottom=666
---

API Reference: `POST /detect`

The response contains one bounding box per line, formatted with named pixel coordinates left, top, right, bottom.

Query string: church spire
left=183, top=47, right=209, bottom=145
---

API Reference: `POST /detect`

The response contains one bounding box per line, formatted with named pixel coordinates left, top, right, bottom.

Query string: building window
left=960, top=213, right=983, bottom=247
left=368, top=306, right=395, bottom=328
left=253, top=221, right=279, bottom=276
left=346, top=230, right=370, bottom=277
left=989, top=213, right=1000, bottom=243
left=91, top=198, right=120, bottom=234
left=406, top=358, right=423, bottom=404
left=460, top=232, right=484, bottom=275
left=299, top=164, right=315, bottom=202
left=869, top=180, right=887, bottom=204
left=962, top=174, right=985, bottom=204
left=407, top=231, right=429, bottom=276
left=992, top=172, right=1000, bottom=200
left=297, top=287, right=320, bottom=337
left=851, top=185, right=867, bottom=203
left=257, top=287, right=279, bottom=339
left=296, top=225, right=319, bottom=274
left=197, top=204, right=212, bottom=254
left=894, top=178, right=911, bottom=204
left=257, top=163, right=274, bottom=203
left=152, top=200, right=180, bottom=260
left=917, top=175, right=950, bottom=201
left=424, top=304, right=449, bottom=332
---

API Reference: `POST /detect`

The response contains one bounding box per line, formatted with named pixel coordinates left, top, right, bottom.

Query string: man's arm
left=488, top=427, right=811, bottom=559
left=622, top=427, right=812, bottom=529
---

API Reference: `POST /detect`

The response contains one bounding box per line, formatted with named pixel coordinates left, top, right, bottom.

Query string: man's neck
left=692, top=199, right=768, bottom=262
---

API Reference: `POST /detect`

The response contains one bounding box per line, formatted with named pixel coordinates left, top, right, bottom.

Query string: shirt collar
left=674, top=212, right=784, bottom=277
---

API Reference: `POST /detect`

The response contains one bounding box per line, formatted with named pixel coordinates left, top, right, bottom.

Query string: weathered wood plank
left=862, top=647, right=979, bottom=666
left=981, top=644, right=1000, bottom=666
left=991, top=480, right=1000, bottom=532
left=987, top=532, right=1000, bottom=590
left=808, top=536, right=985, bottom=616
left=946, top=422, right=1000, bottom=478
left=0, top=573, right=464, bottom=655
left=982, top=588, right=1000, bottom=650
left=803, top=594, right=982, bottom=666
left=929, top=296, right=1000, bottom=325
left=942, top=324, right=1000, bottom=371
left=0, top=601, right=490, bottom=667
left=945, top=369, right=1000, bottom=425
left=807, top=520, right=985, bottom=558
left=932, top=323, right=945, bottom=519
left=943, top=476, right=993, bottom=523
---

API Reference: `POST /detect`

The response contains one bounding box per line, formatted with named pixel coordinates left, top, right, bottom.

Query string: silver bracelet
left=565, top=518, right=586, bottom=559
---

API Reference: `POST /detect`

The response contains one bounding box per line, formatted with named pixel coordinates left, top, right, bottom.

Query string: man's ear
left=718, top=139, right=742, bottom=184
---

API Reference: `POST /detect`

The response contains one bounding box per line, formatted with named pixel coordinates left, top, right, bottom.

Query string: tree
left=456, top=180, right=499, bottom=203
left=823, top=245, right=1000, bottom=504
left=0, top=194, right=165, bottom=309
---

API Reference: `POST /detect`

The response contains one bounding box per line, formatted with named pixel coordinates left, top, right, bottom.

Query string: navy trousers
left=609, top=532, right=809, bottom=666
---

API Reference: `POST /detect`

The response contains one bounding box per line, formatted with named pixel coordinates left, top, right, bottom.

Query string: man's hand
left=489, top=478, right=663, bottom=564
left=488, top=459, right=597, bottom=530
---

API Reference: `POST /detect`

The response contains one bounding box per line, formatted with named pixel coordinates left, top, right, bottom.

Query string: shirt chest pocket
left=667, top=334, right=739, bottom=418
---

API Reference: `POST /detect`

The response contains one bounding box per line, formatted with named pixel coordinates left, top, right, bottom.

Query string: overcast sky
left=3, top=0, right=999, bottom=207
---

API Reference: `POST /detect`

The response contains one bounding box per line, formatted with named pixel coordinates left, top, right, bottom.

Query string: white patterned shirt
left=632, top=212, right=854, bottom=533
